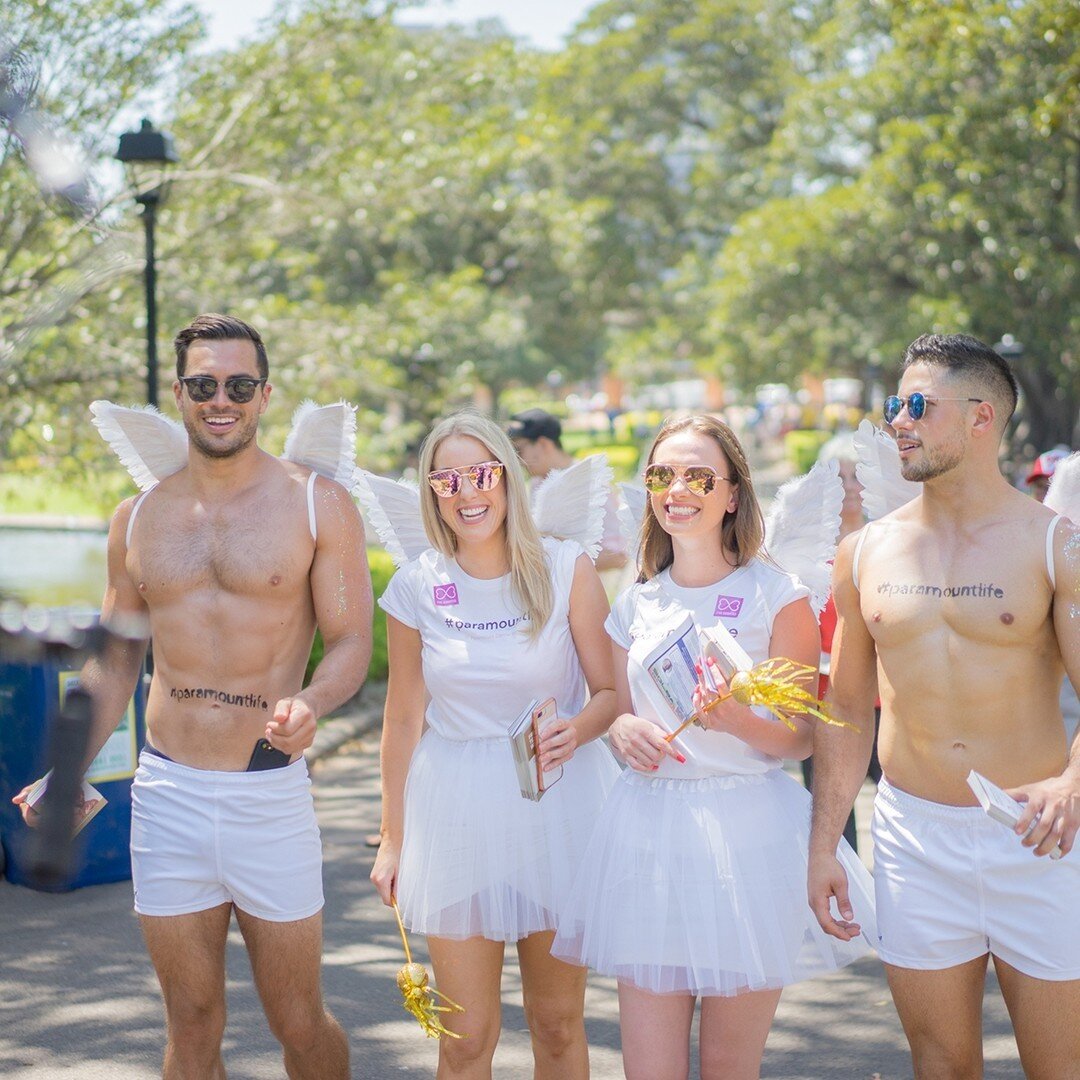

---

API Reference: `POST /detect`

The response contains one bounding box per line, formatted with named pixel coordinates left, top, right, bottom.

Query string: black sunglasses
left=179, top=375, right=267, bottom=404
left=883, top=392, right=982, bottom=425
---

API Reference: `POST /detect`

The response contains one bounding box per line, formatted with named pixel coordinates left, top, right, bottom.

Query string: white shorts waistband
left=876, top=776, right=998, bottom=828
left=137, top=748, right=309, bottom=788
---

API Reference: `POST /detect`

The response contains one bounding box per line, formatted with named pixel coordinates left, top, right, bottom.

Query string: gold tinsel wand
left=392, top=896, right=466, bottom=1039
left=665, top=657, right=859, bottom=743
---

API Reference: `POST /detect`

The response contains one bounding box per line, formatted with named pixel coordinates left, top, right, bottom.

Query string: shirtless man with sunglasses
left=14, top=313, right=373, bottom=1079
left=808, top=333, right=1080, bottom=1079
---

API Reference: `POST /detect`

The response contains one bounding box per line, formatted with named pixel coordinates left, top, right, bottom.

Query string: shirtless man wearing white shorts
left=14, top=313, right=373, bottom=1079
left=808, top=333, right=1080, bottom=1079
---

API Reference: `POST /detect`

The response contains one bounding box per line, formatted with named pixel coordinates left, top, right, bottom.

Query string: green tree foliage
left=161, top=1, right=621, bottom=460
left=0, top=0, right=203, bottom=467
left=709, top=0, right=1080, bottom=446
left=3, top=0, right=1077, bottom=476
left=542, top=0, right=843, bottom=384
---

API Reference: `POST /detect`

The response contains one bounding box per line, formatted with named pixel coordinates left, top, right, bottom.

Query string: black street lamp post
left=114, top=119, right=179, bottom=408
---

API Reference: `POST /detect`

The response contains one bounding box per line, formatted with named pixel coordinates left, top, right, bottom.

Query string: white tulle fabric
left=397, top=732, right=619, bottom=942
left=552, top=767, right=877, bottom=996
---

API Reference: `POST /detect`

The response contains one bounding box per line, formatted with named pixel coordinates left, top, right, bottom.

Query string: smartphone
left=246, top=738, right=291, bottom=772
left=531, top=698, right=563, bottom=794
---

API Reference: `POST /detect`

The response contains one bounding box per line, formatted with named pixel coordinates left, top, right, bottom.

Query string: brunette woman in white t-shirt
left=371, top=411, right=618, bottom=1079
left=553, top=414, right=874, bottom=1080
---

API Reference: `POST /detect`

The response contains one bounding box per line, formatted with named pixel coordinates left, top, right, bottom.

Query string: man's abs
left=859, top=514, right=1066, bottom=802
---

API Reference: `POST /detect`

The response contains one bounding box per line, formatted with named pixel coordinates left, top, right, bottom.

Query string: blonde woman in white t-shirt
left=553, top=414, right=875, bottom=1080
left=371, top=411, right=619, bottom=1078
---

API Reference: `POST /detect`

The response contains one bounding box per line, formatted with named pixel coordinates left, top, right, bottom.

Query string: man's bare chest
left=131, top=508, right=312, bottom=600
left=859, top=540, right=1050, bottom=648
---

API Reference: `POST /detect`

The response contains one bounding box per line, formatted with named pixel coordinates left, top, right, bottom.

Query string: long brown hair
left=638, top=415, right=765, bottom=581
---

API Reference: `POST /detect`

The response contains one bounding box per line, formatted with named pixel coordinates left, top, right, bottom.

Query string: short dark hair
left=507, top=408, right=562, bottom=447
left=174, top=313, right=268, bottom=378
left=902, top=333, right=1019, bottom=423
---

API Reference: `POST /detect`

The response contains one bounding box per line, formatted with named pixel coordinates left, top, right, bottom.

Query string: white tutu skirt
left=552, top=767, right=877, bottom=996
left=397, top=729, right=619, bottom=942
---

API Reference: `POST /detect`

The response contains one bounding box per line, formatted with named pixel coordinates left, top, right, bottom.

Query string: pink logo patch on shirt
left=714, top=594, right=743, bottom=618
left=433, top=583, right=460, bottom=607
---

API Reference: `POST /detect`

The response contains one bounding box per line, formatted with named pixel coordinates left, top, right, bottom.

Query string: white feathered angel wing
left=764, top=459, right=843, bottom=617
left=282, top=400, right=358, bottom=487
left=89, top=401, right=188, bottom=491
left=1045, top=452, right=1080, bottom=523
left=618, top=482, right=648, bottom=565
left=854, top=418, right=920, bottom=520
left=531, top=454, right=614, bottom=561
left=352, top=469, right=427, bottom=568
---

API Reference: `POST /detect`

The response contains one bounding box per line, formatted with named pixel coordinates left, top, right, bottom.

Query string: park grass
left=0, top=472, right=134, bottom=520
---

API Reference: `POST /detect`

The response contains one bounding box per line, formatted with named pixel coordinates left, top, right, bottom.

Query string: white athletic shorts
left=872, top=777, right=1080, bottom=980
left=131, top=750, right=324, bottom=921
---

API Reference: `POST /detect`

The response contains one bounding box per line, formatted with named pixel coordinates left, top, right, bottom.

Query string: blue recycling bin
left=0, top=653, right=146, bottom=890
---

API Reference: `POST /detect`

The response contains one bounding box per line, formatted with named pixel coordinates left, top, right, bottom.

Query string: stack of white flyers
left=642, top=615, right=701, bottom=725
left=25, top=770, right=108, bottom=836
left=966, top=769, right=1062, bottom=860
left=698, top=624, right=754, bottom=693
left=642, top=614, right=755, bottom=726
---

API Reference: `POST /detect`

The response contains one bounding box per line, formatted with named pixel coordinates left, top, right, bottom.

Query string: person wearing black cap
left=508, top=408, right=628, bottom=573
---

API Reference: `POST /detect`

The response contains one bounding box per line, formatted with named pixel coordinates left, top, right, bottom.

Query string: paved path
left=1, top=703, right=1022, bottom=1079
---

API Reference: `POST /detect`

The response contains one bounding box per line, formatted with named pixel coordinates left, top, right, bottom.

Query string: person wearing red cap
left=1025, top=445, right=1071, bottom=502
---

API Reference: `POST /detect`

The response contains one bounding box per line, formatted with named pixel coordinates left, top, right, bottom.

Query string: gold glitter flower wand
left=665, top=657, right=859, bottom=742
left=392, top=896, right=466, bottom=1039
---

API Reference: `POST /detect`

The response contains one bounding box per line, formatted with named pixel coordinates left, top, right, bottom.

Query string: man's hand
left=11, top=784, right=41, bottom=827
left=808, top=850, right=863, bottom=941
left=266, top=697, right=318, bottom=755
left=1007, top=775, right=1079, bottom=859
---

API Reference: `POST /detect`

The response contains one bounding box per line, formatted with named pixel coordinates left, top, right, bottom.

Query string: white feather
left=352, top=469, right=427, bottom=568
left=854, top=418, right=920, bottom=520
left=618, top=482, right=648, bottom=566
left=282, top=400, right=358, bottom=487
left=89, top=400, right=187, bottom=491
left=531, top=454, right=614, bottom=561
left=1044, top=452, right=1080, bottom=523
left=764, top=459, right=843, bottom=617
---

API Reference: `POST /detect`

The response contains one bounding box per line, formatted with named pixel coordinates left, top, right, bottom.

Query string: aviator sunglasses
left=643, top=463, right=734, bottom=497
left=883, top=392, right=982, bottom=426
left=178, top=375, right=267, bottom=404
left=426, top=460, right=505, bottom=498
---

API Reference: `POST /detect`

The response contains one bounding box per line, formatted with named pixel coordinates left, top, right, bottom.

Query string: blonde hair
left=418, top=411, right=553, bottom=637
left=639, top=414, right=766, bottom=581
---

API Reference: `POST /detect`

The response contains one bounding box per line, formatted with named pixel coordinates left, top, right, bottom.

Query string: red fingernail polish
left=676, top=754, right=686, bottom=764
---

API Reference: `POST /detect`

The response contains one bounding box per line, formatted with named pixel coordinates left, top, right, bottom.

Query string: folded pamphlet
left=24, top=770, right=107, bottom=836
left=966, top=769, right=1062, bottom=860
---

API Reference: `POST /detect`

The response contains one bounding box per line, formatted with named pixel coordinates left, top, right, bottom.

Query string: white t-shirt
left=379, top=537, right=588, bottom=740
left=606, top=559, right=810, bottom=779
